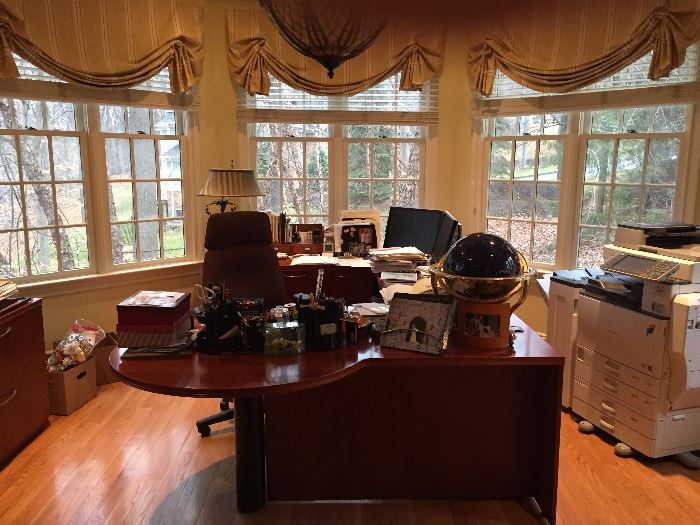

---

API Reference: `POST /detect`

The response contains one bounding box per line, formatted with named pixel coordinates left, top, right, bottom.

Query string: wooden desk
left=110, top=317, right=563, bottom=523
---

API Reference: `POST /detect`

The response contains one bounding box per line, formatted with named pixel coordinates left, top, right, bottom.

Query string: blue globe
left=444, top=233, right=522, bottom=278
left=440, top=233, right=524, bottom=300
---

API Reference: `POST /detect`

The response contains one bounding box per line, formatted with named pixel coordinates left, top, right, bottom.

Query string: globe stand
left=430, top=254, right=536, bottom=351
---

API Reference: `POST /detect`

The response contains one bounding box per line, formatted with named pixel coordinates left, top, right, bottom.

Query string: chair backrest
left=202, top=211, right=286, bottom=308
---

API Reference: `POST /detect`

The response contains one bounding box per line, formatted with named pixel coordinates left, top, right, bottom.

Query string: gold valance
left=466, top=0, right=700, bottom=96
left=0, top=0, right=204, bottom=94
left=226, top=7, right=445, bottom=97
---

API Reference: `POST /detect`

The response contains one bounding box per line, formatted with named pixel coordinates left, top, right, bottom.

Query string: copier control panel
left=601, top=253, right=679, bottom=281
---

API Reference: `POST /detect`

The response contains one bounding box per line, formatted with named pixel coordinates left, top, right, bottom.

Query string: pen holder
left=264, top=321, right=305, bottom=355
left=295, top=294, right=344, bottom=350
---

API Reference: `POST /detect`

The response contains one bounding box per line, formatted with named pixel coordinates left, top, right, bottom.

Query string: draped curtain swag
left=0, top=0, right=204, bottom=94
left=226, top=7, right=445, bottom=97
left=466, top=0, right=700, bottom=97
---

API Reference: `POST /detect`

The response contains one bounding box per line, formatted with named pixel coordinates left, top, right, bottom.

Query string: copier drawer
left=572, top=395, right=656, bottom=457
left=576, top=345, right=662, bottom=398
left=577, top=295, right=668, bottom=378
left=575, top=362, right=662, bottom=419
left=573, top=379, right=658, bottom=438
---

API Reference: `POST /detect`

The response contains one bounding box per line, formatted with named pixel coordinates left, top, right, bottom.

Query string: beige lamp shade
left=198, top=168, right=263, bottom=197
left=199, top=168, right=263, bottom=214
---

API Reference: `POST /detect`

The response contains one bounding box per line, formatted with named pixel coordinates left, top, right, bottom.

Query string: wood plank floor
left=1, top=382, right=699, bottom=524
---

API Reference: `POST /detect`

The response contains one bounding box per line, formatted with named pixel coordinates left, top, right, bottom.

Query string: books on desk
left=117, top=291, right=192, bottom=348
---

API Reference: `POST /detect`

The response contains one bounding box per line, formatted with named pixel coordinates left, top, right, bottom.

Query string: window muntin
left=101, top=105, right=185, bottom=265
left=0, top=98, right=88, bottom=277
left=577, top=105, right=686, bottom=267
left=346, top=125, right=424, bottom=231
left=483, top=105, right=688, bottom=269
left=485, top=114, right=568, bottom=265
left=254, top=123, right=330, bottom=225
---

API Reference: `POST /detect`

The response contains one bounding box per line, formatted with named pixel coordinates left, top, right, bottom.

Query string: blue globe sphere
left=439, top=233, right=524, bottom=300
left=443, top=233, right=522, bottom=278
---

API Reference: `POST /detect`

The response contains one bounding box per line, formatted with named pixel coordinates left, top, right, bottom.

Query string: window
left=0, top=60, right=193, bottom=281
left=101, top=105, right=186, bottom=264
left=485, top=115, right=568, bottom=265
left=245, top=74, right=433, bottom=230
left=347, top=125, right=424, bottom=229
left=483, top=105, right=689, bottom=269
left=254, top=123, right=330, bottom=225
left=0, top=98, right=88, bottom=277
left=577, top=106, right=686, bottom=267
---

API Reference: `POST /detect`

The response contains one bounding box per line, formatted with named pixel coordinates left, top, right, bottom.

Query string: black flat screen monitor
left=383, top=206, right=461, bottom=261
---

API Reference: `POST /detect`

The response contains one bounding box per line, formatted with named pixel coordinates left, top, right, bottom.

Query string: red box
left=117, top=291, right=191, bottom=326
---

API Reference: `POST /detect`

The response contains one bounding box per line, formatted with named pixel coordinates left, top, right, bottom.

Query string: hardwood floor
left=1, top=382, right=699, bottom=525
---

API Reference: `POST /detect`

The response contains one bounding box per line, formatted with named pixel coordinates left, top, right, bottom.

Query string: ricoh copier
left=548, top=223, right=700, bottom=466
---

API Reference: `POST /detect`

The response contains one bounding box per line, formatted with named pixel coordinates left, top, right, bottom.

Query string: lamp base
left=205, top=198, right=237, bottom=215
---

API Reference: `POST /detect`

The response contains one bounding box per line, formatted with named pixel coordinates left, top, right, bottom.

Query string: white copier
left=548, top=223, right=700, bottom=465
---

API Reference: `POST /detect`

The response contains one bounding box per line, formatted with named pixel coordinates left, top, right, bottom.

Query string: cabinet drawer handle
left=0, top=325, right=11, bottom=339
left=599, top=418, right=615, bottom=431
left=284, top=275, right=307, bottom=279
left=601, top=401, right=616, bottom=414
left=602, top=379, right=618, bottom=392
left=604, top=361, right=620, bottom=374
left=0, top=388, right=17, bottom=407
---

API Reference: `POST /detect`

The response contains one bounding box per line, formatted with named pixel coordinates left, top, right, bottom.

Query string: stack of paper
left=368, top=246, right=430, bottom=274
left=379, top=271, right=418, bottom=287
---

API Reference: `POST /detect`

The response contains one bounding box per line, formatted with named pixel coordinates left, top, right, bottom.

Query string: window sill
left=19, top=261, right=203, bottom=299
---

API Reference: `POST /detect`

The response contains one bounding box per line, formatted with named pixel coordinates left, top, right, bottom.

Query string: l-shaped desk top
left=109, top=315, right=562, bottom=399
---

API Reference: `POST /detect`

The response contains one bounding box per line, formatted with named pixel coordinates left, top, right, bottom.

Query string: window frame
left=0, top=78, right=200, bottom=285
left=477, top=102, right=695, bottom=271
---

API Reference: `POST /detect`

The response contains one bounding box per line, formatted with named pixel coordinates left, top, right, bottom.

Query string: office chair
left=195, top=211, right=286, bottom=437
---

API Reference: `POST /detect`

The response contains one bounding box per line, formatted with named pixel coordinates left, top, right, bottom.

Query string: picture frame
left=380, top=293, right=455, bottom=354
left=455, top=301, right=511, bottom=349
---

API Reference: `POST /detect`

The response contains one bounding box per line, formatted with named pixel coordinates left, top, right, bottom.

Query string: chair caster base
left=197, top=422, right=211, bottom=437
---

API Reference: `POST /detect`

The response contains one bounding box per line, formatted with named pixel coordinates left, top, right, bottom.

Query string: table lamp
left=198, top=168, right=264, bottom=214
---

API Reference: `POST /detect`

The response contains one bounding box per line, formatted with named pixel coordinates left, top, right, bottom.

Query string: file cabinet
left=0, top=299, right=49, bottom=464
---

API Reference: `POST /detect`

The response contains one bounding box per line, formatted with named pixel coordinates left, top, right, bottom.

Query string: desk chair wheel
left=196, top=402, right=235, bottom=437
left=196, top=421, right=211, bottom=437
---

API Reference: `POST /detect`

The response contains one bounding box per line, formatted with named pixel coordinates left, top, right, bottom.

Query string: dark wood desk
left=110, top=317, right=563, bottom=523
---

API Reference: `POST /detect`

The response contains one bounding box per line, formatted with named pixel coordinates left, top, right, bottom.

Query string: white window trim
left=476, top=104, right=696, bottom=271
left=1, top=79, right=201, bottom=284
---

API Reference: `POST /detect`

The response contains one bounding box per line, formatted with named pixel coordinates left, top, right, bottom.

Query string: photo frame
left=455, top=301, right=511, bottom=349
left=380, top=293, right=455, bottom=354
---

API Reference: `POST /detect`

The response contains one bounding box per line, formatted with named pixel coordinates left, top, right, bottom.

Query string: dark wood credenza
left=0, top=298, right=49, bottom=465
left=279, top=262, right=379, bottom=304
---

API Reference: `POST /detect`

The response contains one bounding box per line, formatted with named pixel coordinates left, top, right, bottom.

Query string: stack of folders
left=0, top=279, right=17, bottom=300
left=116, top=291, right=192, bottom=349
left=368, top=247, right=431, bottom=274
